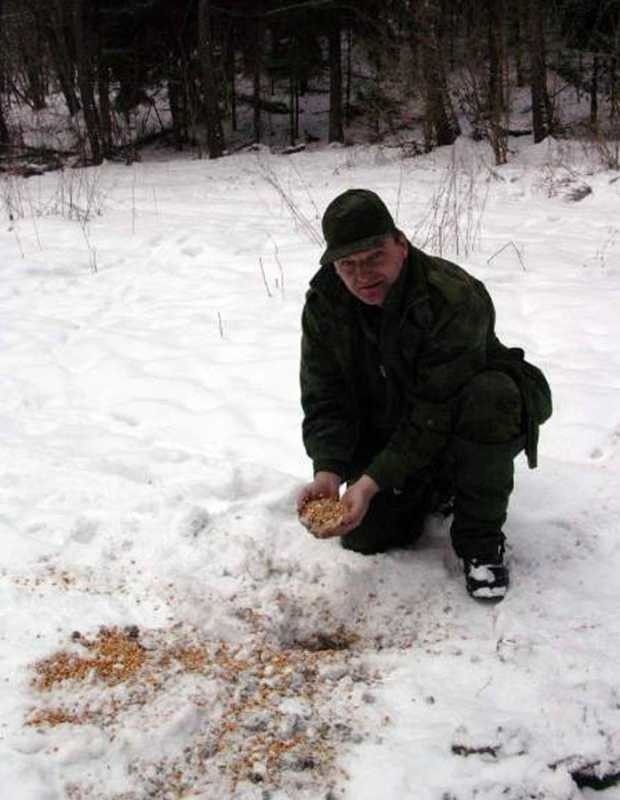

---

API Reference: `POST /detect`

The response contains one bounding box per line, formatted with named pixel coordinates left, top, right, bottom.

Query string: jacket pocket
left=487, top=346, right=552, bottom=469
left=519, top=359, right=552, bottom=425
left=489, top=346, right=552, bottom=426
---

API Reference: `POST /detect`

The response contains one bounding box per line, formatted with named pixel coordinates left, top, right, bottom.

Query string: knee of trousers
left=454, top=370, right=523, bottom=444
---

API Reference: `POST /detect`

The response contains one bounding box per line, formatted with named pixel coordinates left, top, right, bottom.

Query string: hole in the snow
left=290, top=629, right=359, bottom=653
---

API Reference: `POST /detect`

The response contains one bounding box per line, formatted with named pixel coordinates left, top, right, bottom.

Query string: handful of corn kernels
left=299, top=497, right=345, bottom=538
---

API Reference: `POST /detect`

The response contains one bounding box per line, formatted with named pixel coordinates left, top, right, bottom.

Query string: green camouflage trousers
left=341, top=370, right=524, bottom=561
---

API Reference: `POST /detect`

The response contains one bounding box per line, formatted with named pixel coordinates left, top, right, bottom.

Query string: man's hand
left=337, top=475, right=379, bottom=535
left=296, top=471, right=342, bottom=513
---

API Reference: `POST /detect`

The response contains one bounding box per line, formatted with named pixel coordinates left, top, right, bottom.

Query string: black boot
left=464, top=544, right=509, bottom=601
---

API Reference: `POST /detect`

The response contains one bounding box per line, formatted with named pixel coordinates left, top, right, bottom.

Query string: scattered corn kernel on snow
left=2, top=138, right=620, bottom=800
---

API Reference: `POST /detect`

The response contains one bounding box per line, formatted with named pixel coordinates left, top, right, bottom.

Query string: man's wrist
left=357, top=474, right=379, bottom=497
left=315, top=470, right=342, bottom=482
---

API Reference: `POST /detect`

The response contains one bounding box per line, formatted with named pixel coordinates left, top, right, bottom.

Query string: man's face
left=333, top=235, right=407, bottom=306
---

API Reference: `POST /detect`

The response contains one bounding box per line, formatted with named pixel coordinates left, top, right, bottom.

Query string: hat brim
left=319, top=231, right=395, bottom=266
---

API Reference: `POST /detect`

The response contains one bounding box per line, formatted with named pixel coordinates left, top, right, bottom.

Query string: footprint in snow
left=176, top=506, right=211, bottom=539
left=110, top=411, right=140, bottom=427
left=589, top=423, right=620, bottom=461
left=70, top=516, right=100, bottom=544
left=181, top=245, right=203, bottom=258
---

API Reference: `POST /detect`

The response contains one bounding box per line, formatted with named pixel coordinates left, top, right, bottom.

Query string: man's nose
left=351, top=258, right=374, bottom=274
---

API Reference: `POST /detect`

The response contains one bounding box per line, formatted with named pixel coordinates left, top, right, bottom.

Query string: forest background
left=0, top=0, right=619, bottom=168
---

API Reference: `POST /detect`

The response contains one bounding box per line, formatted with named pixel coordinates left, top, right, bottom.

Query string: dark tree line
left=0, top=0, right=619, bottom=164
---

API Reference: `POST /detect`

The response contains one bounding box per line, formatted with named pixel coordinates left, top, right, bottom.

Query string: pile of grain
left=26, top=619, right=365, bottom=795
left=33, top=626, right=146, bottom=690
left=299, top=498, right=346, bottom=537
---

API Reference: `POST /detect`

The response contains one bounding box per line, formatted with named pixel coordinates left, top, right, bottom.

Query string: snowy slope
left=1, top=139, right=620, bottom=799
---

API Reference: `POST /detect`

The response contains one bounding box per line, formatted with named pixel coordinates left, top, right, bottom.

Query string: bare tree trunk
left=328, top=18, right=344, bottom=143
left=488, top=0, right=504, bottom=112
left=611, top=56, right=619, bottom=119
left=0, top=91, right=8, bottom=152
left=32, top=18, right=47, bottom=108
left=181, top=53, right=202, bottom=155
left=510, top=0, right=526, bottom=86
left=526, top=0, right=551, bottom=143
left=253, top=10, right=263, bottom=143
left=225, top=21, right=237, bottom=132
left=590, top=54, right=599, bottom=125
left=345, top=26, right=352, bottom=124
left=0, top=101, right=8, bottom=151
left=14, top=2, right=47, bottom=110
left=42, top=1, right=81, bottom=116
left=0, top=0, right=9, bottom=150
left=73, top=0, right=102, bottom=163
left=49, top=40, right=81, bottom=116
left=416, top=0, right=460, bottom=151
left=198, top=0, right=225, bottom=159
left=98, top=65, right=112, bottom=155
left=168, top=76, right=185, bottom=150
left=447, top=2, right=457, bottom=70
left=289, top=75, right=295, bottom=145
left=25, top=62, right=47, bottom=110
left=295, top=79, right=300, bottom=140
left=464, top=0, right=475, bottom=40
left=487, top=0, right=507, bottom=163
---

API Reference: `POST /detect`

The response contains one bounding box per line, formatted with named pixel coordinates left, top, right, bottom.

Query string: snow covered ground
left=1, top=137, right=620, bottom=799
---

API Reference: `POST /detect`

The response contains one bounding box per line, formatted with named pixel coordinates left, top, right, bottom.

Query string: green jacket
left=300, top=244, right=551, bottom=489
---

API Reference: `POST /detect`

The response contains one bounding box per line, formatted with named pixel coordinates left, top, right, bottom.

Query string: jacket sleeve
left=300, top=294, right=358, bottom=477
left=364, top=279, right=491, bottom=489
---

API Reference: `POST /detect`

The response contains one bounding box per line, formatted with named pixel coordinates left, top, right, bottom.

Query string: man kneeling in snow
left=297, top=189, right=551, bottom=601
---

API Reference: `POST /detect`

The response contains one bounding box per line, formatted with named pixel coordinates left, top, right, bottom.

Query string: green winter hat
left=319, top=188, right=397, bottom=266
